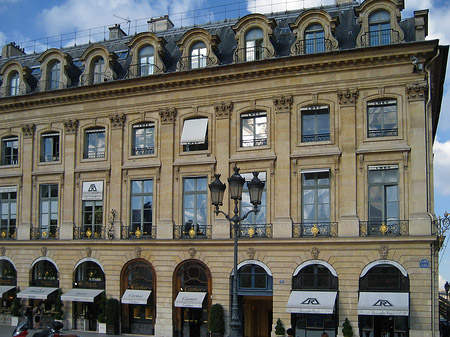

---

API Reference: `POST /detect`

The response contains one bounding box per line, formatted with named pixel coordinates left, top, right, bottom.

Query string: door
left=241, top=296, right=273, bottom=337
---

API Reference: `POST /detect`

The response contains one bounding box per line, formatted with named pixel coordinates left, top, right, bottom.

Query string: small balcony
left=30, top=225, right=59, bottom=240
left=0, top=226, right=16, bottom=240
left=121, top=225, right=156, bottom=239
left=234, top=223, right=273, bottom=239
left=359, top=29, right=402, bottom=47
left=359, top=220, right=409, bottom=236
left=233, top=46, right=275, bottom=63
left=73, top=225, right=106, bottom=239
left=292, top=38, right=334, bottom=56
left=125, top=63, right=162, bottom=79
left=174, top=223, right=212, bottom=239
left=368, top=127, right=398, bottom=138
left=292, top=222, right=338, bottom=238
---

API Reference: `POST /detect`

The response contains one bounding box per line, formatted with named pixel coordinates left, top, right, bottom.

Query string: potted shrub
left=275, top=318, right=285, bottom=336
left=342, top=318, right=354, bottom=337
left=54, top=289, right=64, bottom=321
left=105, top=298, right=120, bottom=335
left=97, top=293, right=107, bottom=333
left=10, top=296, right=22, bottom=327
left=209, top=303, right=225, bottom=337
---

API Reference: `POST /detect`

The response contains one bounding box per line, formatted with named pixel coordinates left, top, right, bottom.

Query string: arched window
left=359, top=264, right=408, bottom=292
left=238, top=264, right=272, bottom=293
left=91, top=57, right=105, bottom=84
left=293, top=264, right=338, bottom=290
left=304, top=24, right=325, bottom=54
left=8, top=71, right=20, bottom=96
left=48, top=61, right=61, bottom=90
left=245, top=28, right=263, bottom=61
left=32, top=260, right=59, bottom=287
left=0, top=260, right=16, bottom=283
left=369, top=10, right=391, bottom=46
left=190, top=42, right=207, bottom=69
left=75, top=261, right=105, bottom=288
left=139, top=45, right=154, bottom=76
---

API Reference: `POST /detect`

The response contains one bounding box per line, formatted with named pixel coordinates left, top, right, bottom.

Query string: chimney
left=2, top=42, right=25, bottom=58
left=109, top=24, right=127, bottom=40
left=148, top=15, right=174, bottom=32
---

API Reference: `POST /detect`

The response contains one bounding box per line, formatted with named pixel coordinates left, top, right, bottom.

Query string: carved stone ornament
left=109, top=114, right=126, bottom=128
left=379, top=245, right=389, bottom=260
left=63, top=119, right=79, bottom=133
left=247, top=248, right=256, bottom=259
left=0, top=247, right=5, bottom=256
left=337, top=89, right=359, bottom=105
left=273, top=95, right=293, bottom=113
left=311, top=247, right=320, bottom=259
left=406, top=83, right=428, bottom=102
left=135, top=247, right=142, bottom=258
left=189, top=247, right=197, bottom=258
left=41, top=247, right=47, bottom=257
left=214, top=102, right=233, bottom=119
left=86, top=247, right=92, bottom=257
left=159, top=107, right=177, bottom=124
left=22, top=124, right=36, bottom=138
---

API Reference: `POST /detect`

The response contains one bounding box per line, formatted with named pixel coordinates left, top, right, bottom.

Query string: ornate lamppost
left=209, top=168, right=265, bottom=337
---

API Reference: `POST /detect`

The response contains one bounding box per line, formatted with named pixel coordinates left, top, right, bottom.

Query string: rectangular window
left=130, top=179, right=153, bottom=238
left=183, top=177, right=207, bottom=236
left=368, top=166, right=399, bottom=224
left=241, top=112, right=267, bottom=147
left=84, top=129, right=105, bottom=159
left=245, top=39, right=263, bottom=61
left=180, top=118, right=208, bottom=152
left=0, top=189, right=17, bottom=238
left=302, top=170, right=330, bottom=223
left=240, top=172, right=266, bottom=225
left=1, top=137, right=18, bottom=166
left=82, top=200, right=103, bottom=238
left=367, top=100, right=398, bottom=138
left=39, top=184, right=58, bottom=239
left=41, top=133, right=60, bottom=162
left=301, top=106, right=330, bottom=142
left=132, top=123, right=155, bottom=156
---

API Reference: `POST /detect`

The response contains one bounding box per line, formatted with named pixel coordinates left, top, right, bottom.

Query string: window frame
left=368, top=166, right=399, bottom=224
left=1, top=136, right=19, bottom=166
left=91, top=57, right=105, bottom=84
left=84, top=128, right=106, bottom=159
left=367, top=99, right=398, bottom=138
left=132, top=123, right=155, bottom=156
left=8, top=71, right=20, bottom=96
left=240, top=172, right=267, bottom=225
left=48, top=61, right=61, bottom=90
left=368, top=10, right=391, bottom=46
left=40, top=132, right=60, bottom=163
left=39, top=184, right=58, bottom=238
left=139, top=45, right=155, bottom=76
left=0, top=190, right=17, bottom=238
left=82, top=200, right=104, bottom=238
left=304, top=23, right=325, bottom=54
left=190, top=41, right=207, bottom=69
left=301, top=170, right=331, bottom=224
left=245, top=28, right=264, bottom=62
left=240, top=111, right=268, bottom=148
left=182, top=176, right=208, bottom=231
left=301, top=106, right=330, bottom=143
left=181, top=118, right=209, bottom=152
left=130, top=179, right=153, bottom=238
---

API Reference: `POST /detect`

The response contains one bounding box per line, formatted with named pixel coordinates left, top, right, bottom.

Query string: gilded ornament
left=86, top=228, right=92, bottom=238
left=248, top=226, right=255, bottom=238
left=311, top=224, right=319, bottom=237
left=135, top=228, right=142, bottom=238
left=189, top=227, right=196, bottom=238
left=380, top=223, right=388, bottom=235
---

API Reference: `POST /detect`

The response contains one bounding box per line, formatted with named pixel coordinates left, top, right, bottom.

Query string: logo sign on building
left=82, top=181, right=103, bottom=200
left=420, top=259, right=429, bottom=268
left=373, top=299, right=393, bottom=307
left=301, top=298, right=320, bottom=305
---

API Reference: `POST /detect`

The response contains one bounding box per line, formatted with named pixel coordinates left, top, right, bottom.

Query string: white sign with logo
left=82, top=181, right=103, bottom=200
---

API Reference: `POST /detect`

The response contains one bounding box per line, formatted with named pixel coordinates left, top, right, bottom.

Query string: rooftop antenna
left=113, top=14, right=131, bottom=35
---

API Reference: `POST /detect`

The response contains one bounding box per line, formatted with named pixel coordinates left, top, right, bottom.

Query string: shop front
left=173, top=260, right=211, bottom=337
left=0, top=259, right=16, bottom=314
left=120, top=259, right=155, bottom=335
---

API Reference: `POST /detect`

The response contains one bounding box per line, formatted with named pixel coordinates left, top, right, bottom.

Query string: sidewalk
left=0, top=325, right=145, bottom=337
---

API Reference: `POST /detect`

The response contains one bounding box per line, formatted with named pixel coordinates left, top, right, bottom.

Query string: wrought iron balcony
left=291, top=38, right=334, bottom=55
left=233, top=46, right=275, bottom=63
left=301, top=133, right=330, bottom=143
left=292, top=222, right=338, bottom=238
left=125, top=63, right=163, bottom=79
left=359, top=220, right=409, bottom=236
left=83, top=150, right=105, bottom=159
left=30, top=225, right=59, bottom=240
left=177, top=55, right=216, bottom=70
left=240, top=137, right=267, bottom=147
left=0, top=226, right=16, bottom=240
left=174, top=223, right=212, bottom=239
left=359, top=29, right=402, bottom=47
left=73, top=225, right=106, bottom=239
left=132, top=146, right=155, bottom=156
left=37, top=79, right=67, bottom=92
left=368, top=128, right=398, bottom=138
left=121, top=225, right=156, bottom=239
left=232, top=223, right=272, bottom=238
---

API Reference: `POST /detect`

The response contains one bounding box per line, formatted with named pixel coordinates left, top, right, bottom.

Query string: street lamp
left=209, top=167, right=265, bottom=337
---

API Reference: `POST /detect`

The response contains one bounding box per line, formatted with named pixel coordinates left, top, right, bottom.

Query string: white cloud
left=247, top=0, right=334, bottom=14
left=434, top=140, right=450, bottom=197
left=440, top=274, right=445, bottom=289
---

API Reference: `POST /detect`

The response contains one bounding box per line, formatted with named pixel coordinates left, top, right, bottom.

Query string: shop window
left=132, top=123, right=154, bottom=156
left=84, top=128, right=105, bottom=159
left=39, top=184, right=58, bottom=239
left=8, top=71, right=20, bottom=96
left=359, top=264, right=408, bottom=292
left=240, top=111, right=267, bottom=147
left=48, top=61, right=61, bottom=90
left=180, top=118, right=208, bottom=152
left=301, top=106, right=330, bottom=142
left=40, top=132, right=60, bottom=162
left=293, top=264, right=337, bottom=290
left=1, top=136, right=18, bottom=166
left=302, top=171, right=330, bottom=224
left=369, top=10, right=391, bottom=46
left=0, top=259, right=16, bottom=282
left=367, top=100, right=398, bottom=138
left=305, top=24, right=325, bottom=54
left=368, top=166, right=398, bottom=228
left=139, top=45, right=154, bottom=76
left=130, top=180, right=153, bottom=238
left=91, top=57, right=105, bottom=84
left=190, top=42, right=207, bottom=69
left=245, top=28, right=264, bottom=61
left=75, top=261, right=105, bottom=288
left=182, top=177, right=207, bottom=237
left=0, top=190, right=17, bottom=239
left=32, top=260, right=59, bottom=287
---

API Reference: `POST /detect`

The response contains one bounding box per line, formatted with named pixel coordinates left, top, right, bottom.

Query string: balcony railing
left=302, top=133, right=330, bottom=143
left=30, top=225, right=59, bottom=240
left=0, top=227, right=16, bottom=240
left=292, top=38, right=334, bottom=55
left=84, top=150, right=105, bottom=159
left=292, top=222, right=338, bottom=238
left=177, top=55, right=215, bottom=70
left=233, top=223, right=273, bottom=238
left=359, top=220, right=409, bottom=236
left=125, top=63, right=163, bottom=79
left=368, top=128, right=398, bottom=138
left=132, top=146, right=155, bottom=156
left=37, top=80, right=67, bottom=92
left=174, top=223, right=212, bottom=239
left=359, top=29, right=402, bottom=47
left=121, top=225, right=156, bottom=239
left=233, top=46, right=275, bottom=63
left=73, top=225, right=106, bottom=239
left=240, top=137, right=267, bottom=147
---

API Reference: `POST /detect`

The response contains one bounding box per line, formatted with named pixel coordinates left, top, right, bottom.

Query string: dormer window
left=92, top=57, right=105, bottom=84
left=190, top=42, right=207, bottom=69
left=245, top=28, right=264, bottom=61
left=139, top=45, right=154, bottom=76
left=48, top=61, right=61, bottom=90
left=8, top=71, right=19, bottom=96
left=369, top=10, right=391, bottom=46
left=305, top=24, right=325, bottom=54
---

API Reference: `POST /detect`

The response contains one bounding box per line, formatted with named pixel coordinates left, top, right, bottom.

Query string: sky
left=0, top=0, right=449, bottom=289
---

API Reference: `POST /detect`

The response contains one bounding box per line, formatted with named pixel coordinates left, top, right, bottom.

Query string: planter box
left=98, top=322, right=107, bottom=334
left=11, top=316, right=19, bottom=327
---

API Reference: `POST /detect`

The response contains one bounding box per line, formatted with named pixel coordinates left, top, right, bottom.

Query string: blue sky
left=1, top=0, right=449, bottom=288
